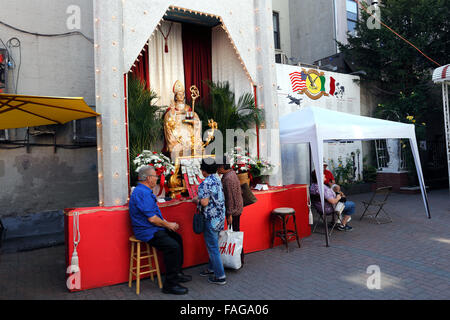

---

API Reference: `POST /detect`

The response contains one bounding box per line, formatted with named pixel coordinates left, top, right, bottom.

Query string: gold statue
left=163, top=80, right=218, bottom=198
left=164, top=80, right=203, bottom=158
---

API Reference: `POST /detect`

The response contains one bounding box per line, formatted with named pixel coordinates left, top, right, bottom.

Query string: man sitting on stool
left=129, top=165, right=192, bottom=295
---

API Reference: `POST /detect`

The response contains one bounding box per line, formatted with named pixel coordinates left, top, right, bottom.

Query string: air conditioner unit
left=28, top=125, right=57, bottom=136
left=275, top=50, right=289, bottom=64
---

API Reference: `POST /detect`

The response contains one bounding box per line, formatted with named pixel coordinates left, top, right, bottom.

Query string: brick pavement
left=0, top=189, right=449, bottom=300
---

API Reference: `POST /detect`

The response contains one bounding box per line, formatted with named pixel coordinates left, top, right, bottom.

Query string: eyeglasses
left=148, top=174, right=158, bottom=178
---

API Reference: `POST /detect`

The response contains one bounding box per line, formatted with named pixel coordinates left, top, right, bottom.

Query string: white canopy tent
left=279, top=106, right=431, bottom=246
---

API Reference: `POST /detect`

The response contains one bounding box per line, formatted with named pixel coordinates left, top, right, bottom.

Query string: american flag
left=289, top=71, right=307, bottom=92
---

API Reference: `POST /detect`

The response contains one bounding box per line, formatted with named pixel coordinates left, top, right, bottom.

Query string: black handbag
left=241, top=183, right=257, bottom=207
left=193, top=207, right=205, bottom=234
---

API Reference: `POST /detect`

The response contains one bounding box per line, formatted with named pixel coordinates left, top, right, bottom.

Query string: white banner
left=276, top=64, right=363, bottom=184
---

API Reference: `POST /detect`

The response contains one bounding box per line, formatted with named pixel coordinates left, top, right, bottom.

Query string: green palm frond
left=128, top=76, right=164, bottom=185
left=195, top=81, right=264, bottom=151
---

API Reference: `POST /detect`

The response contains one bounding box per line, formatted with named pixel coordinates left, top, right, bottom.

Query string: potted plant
left=225, top=147, right=256, bottom=185
left=250, top=158, right=275, bottom=186
left=132, top=150, right=175, bottom=197
left=127, top=76, right=164, bottom=186
left=195, top=81, right=264, bottom=151
left=225, top=147, right=274, bottom=186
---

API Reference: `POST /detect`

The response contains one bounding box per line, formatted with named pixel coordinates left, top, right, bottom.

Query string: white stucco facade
left=94, top=0, right=283, bottom=205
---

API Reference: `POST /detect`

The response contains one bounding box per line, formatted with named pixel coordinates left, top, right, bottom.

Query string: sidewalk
left=0, top=189, right=449, bottom=300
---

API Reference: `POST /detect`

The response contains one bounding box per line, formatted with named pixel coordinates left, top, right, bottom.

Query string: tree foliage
left=338, top=0, right=449, bottom=127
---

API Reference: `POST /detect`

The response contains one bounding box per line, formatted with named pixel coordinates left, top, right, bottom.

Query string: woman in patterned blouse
left=194, top=159, right=227, bottom=285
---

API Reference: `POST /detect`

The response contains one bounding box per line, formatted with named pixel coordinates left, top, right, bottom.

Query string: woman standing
left=195, top=159, right=227, bottom=285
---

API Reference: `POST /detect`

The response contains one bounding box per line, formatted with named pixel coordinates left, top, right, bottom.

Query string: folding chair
left=310, top=194, right=344, bottom=236
left=360, top=186, right=393, bottom=224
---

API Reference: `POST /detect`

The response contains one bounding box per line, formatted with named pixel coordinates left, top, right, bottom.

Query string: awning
left=432, top=64, right=450, bottom=83
left=0, top=94, right=99, bottom=130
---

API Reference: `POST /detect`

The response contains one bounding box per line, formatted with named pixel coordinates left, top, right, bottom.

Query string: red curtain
left=182, top=24, right=212, bottom=107
left=130, top=43, right=150, bottom=90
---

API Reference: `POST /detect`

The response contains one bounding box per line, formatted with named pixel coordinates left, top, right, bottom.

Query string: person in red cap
left=323, top=161, right=336, bottom=187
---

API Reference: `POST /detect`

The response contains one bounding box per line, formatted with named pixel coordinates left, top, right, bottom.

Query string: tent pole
left=309, top=144, right=312, bottom=185
left=442, top=82, right=450, bottom=192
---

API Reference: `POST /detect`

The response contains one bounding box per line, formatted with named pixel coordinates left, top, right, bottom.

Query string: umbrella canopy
left=0, top=94, right=99, bottom=130
left=432, top=64, right=450, bottom=83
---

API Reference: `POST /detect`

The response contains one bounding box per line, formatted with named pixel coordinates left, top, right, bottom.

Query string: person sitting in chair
left=309, top=173, right=355, bottom=231
left=129, top=165, right=192, bottom=295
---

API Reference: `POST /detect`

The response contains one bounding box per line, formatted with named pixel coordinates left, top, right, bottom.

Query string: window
left=273, top=12, right=280, bottom=50
left=346, top=0, right=358, bottom=32
left=0, top=129, right=8, bottom=141
left=73, top=116, right=97, bottom=144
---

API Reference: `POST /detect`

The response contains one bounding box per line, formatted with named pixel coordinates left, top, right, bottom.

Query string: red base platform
left=64, top=184, right=310, bottom=291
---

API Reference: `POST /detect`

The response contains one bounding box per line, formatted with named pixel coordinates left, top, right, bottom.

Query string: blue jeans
left=342, top=201, right=355, bottom=216
left=203, top=220, right=226, bottom=279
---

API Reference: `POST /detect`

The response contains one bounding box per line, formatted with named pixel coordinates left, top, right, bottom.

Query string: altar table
left=64, top=184, right=310, bottom=291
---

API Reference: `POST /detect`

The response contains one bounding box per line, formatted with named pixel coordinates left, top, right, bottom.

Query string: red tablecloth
left=64, top=184, right=310, bottom=291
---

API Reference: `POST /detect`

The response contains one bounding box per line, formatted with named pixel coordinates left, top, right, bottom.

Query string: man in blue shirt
left=129, top=165, right=191, bottom=295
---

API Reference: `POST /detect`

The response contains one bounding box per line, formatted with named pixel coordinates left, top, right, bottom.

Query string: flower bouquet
left=133, top=150, right=175, bottom=197
left=225, top=147, right=258, bottom=174
left=225, top=147, right=275, bottom=186
left=133, top=150, right=175, bottom=176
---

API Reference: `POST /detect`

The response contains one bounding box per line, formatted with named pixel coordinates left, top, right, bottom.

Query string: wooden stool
left=270, top=207, right=301, bottom=252
left=128, top=236, right=162, bottom=294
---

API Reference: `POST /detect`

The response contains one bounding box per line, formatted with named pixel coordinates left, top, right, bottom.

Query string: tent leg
left=323, top=212, right=330, bottom=247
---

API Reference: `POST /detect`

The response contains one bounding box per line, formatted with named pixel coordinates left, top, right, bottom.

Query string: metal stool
left=128, top=236, right=162, bottom=294
left=271, top=207, right=301, bottom=252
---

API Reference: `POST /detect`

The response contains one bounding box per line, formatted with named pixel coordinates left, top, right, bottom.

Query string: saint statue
left=163, top=80, right=203, bottom=158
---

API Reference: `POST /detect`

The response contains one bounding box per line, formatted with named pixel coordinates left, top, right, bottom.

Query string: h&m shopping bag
left=218, top=226, right=243, bottom=270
